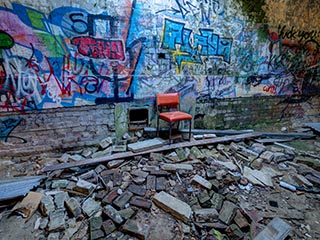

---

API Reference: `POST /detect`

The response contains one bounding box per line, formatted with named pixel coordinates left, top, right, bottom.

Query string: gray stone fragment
left=119, top=208, right=135, bottom=220
left=194, top=208, right=218, bottom=222
left=152, top=191, right=192, bottom=222
left=102, top=219, right=116, bottom=235
left=47, top=232, right=60, bottom=240
left=54, top=191, right=69, bottom=209
left=74, top=179, right=96, bottom=195
left=51, top=180, right=69, bottom=189
left=65, top=197, right=82, bottom=218
left=82, top=198, right=100, bottom=217
left=90, top=230, right=105, bottom=240
left=90, top=216, right=103, bottom=231
left=146, top=175, right=156, bottom=191
left=127, top=184, right=147, bottom=197
left=192, top=174, right=212, bottom=189
left=219, top=201, right=237, bottom=225
left=49, top=209, right=66, bottom=232
left=113, top=191, right=134, bottom=209
left=40, top=195, right=55, bottom=217
left=104, top=205, right=124, bottom=224
left=190, top=146, right=205, bottom=159
left=121, top=219, right=149, bottom=240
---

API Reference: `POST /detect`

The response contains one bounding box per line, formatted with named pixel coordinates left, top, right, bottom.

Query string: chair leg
left=156, top=116, right=160, bottom=137
left=169, top=123, right=172, bottom=144
left=188, top=120, right=191, bottom=141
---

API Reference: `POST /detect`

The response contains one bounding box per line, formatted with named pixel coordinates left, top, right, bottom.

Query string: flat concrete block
left=128, top=138, right=166, bottom=152
left=192, top=174, right=212, bottom=189
left=152, top=191, right=192, bottom=222
left=161, top=163, right=193, bottom=171
left=219, top=201, right=237, bottom=225
left=254, top=217, right=292, bottom=240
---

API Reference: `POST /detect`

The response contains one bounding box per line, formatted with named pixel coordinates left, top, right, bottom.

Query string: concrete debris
left=2, top=132, right=320, bottom=239
left=152, top=191, right=192, bottom=223
left=254, top=217, right=292, bottom=240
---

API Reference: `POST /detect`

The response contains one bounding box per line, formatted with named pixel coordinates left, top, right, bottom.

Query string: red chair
left=156, top=93, right=192, bottom=144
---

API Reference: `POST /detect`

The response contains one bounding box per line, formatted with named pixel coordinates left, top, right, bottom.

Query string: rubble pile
left=1, top=134, right=320, bottom=240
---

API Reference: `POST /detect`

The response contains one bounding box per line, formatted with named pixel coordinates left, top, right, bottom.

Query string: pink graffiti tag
left=71, top=37, right=125, bottom=60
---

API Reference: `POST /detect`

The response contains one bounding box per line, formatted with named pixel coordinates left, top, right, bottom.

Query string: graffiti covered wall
left=0, top=0, right=319, bottom=111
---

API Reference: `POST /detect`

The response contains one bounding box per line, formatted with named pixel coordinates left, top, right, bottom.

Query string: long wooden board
left=42, top=132, right=260, bottom=172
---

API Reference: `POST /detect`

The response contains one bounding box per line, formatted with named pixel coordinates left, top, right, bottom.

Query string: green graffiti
left=36, top=32, right=65, bottom=56
left=0, top=31, right=14, bottom=49
left=26, top=8, right=47, bottom=31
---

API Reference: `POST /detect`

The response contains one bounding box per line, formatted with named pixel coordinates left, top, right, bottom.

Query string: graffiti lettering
left=263, top=85, right=276, bottom=94
left=157, top=0, right=224, bottom=24
left=278, top=25, right=320, bottom=43
left=69, top=13, right=88, bottom=34
left=71, top=37, right=125, bottom=60
left=0, top=117, right=26, bottom=143
left=161, top=18, right=232, bottom=71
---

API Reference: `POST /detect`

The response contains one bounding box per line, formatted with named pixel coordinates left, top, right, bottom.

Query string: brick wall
left=195, top=96, right=320, bottom=130
left=0, top=104, right=115, bottom=157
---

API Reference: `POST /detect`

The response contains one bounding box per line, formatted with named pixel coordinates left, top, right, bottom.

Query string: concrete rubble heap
left=1, top=134, right=320, bottom=240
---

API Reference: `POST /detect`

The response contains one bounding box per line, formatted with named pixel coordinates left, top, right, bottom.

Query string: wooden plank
left=303, top=122, right=320, bottom=133
left=144, top=127, right=254, bottom=136
left=255, top=138, right=295, bottom=143
left=257, top=131, right=315, bottom=139
left=42, top=132, right=260, bottom=172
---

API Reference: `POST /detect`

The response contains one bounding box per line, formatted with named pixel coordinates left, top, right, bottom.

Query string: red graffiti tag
left=263, top=85, right=276, bottom=95
left=71, top=37, right=125, bottom=60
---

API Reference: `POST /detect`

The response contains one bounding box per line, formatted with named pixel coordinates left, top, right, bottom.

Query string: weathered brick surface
left=0, top=104, right=115, bottom=157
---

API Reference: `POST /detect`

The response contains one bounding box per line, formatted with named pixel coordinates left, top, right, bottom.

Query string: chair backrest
left=156, top=93, right=180, bottom=106
left=156, top=93, right=181, bottom=113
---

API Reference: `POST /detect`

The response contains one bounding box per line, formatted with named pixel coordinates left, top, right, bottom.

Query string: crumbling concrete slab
left=152, top=191, right=192, bottom=222
left=128, top=138, right=166, bottom=152
left=254, top=217, right=291, bottom=240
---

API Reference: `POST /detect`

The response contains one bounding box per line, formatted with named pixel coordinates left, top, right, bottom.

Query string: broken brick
left=192, top=174, right=212, bottom=190
left=219, top=201, right=237, bottom=225
left=194, top=208, right=218, bottom=222
left=103, top=205, right=123, bottom=225
left=146, top=175, right=156, bottom=191
left=121, top=219, right=149, bottom=240
left=113, top=191, right=134, bottom=209
left=118, top=207, right=135, bottom=220
left=102, top=219, right=116, bottom=236
left=65, top=197, right=82, bottom=218
left=82, top=198, right=100, bottom=217
left=130, top=196, right=152, bottom=210
left=127, top=184, right=147, bottom=197
left=102, top=188, right=119, bottom=205
left=234, top=209, right=249, bottom=229
left=156, top=177, right=167, bottom=191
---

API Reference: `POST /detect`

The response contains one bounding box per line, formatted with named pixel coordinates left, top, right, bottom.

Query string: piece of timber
left=42, top=132, right=260, bottom=172
left=144, top=127, right=314, bottom=139
left=257, top=131, right=315, bottom=139
left=144, top=127, right=254, bottom=136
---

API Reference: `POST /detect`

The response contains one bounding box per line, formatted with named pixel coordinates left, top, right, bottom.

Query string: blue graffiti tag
left=161, top=18, right=232, bottom=71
